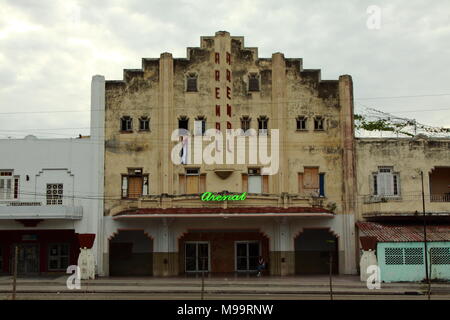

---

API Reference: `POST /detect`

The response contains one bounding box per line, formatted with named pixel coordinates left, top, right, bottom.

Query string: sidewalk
left=1, top=275, right=449, bottom=296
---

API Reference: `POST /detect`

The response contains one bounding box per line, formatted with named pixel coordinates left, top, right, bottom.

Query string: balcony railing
left=0, top=204, right=83, bottom=219
left=430, top=193, right=450, bottom=202
left=6, top=201, right=42, bottom=206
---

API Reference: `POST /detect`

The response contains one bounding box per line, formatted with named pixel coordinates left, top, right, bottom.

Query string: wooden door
left=186, top=175, right=199, bottom=194
left=128, top=176, right=143, bottom=198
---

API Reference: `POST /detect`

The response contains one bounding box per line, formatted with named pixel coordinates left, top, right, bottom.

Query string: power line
left=1, top=92, right=450, bottom=115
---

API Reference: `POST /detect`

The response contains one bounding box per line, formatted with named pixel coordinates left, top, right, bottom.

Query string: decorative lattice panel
left=404, top=248, right=424, bottom=265
left=385, top=248, right=404, bottom=265
left=430, top=248, right=450, bottom=265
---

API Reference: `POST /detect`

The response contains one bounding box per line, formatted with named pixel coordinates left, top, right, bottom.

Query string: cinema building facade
left=98, top=31, right=358, bottom=277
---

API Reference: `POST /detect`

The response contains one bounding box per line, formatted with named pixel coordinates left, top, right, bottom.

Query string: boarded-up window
left=186, top=73, right=198, bottom=92
left=299, top=167, right=320, bottom=195
left=121, top=169, right=148, bottom=199
left=262, top=175, right=269, bottom=193
left=248, top=73, right=260, bottom=92
left=242, top=174, right=248, bottom=192
left=179, top=173, right=205, bottom=194
left=181, top=168, right=203, bottom=194
left=199, top=174, right=206, bottom=192
left=304, top=167, right=319, bottom=189
left=298, top=173, right=304, bottom=194
left=128, top=176, right=143, bottom=199
left=186, top=176, right=198, bottom=194
left=179, top=174, right=186, bottom=194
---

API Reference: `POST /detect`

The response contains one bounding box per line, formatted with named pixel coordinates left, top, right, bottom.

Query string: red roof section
left=116, top=206, right=332, bottom=216
left=356, top=222, right=450, bottom=242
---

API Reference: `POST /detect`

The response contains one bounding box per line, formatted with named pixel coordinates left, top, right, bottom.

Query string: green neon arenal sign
left=201, top=192, right=247, bottom=201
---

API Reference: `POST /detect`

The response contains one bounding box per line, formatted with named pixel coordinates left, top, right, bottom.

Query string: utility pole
left=12, top=245, right=18, bottom=300
left=420, top=171, right=430, bottom=289
left=201, top=257, right=205, bottom=300
left=326, top=239, right=335, bottom=301
left=329, top=251, right=333, bottom=300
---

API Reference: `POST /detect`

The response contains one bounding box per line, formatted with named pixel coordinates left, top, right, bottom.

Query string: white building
left=0, top=76, right=105, bottom=276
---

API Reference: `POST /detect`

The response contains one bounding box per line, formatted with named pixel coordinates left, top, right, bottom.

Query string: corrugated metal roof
left=356, top=222, right=450, bottom=242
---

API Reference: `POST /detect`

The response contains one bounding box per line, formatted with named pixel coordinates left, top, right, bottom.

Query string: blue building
left=358, top=222, right=450, bottom=282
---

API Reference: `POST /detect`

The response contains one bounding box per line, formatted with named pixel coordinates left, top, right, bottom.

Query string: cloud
left=0, top=0, right=449, bottom=138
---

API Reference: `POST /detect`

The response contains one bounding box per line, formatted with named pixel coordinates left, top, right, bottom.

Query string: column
left=270, top=218, right=295, bottom=275
left=153, top=218, right=178, bottom=276
left=339, top=75, right=357, bottom=275
left=159, top=53, right=174, bottom=195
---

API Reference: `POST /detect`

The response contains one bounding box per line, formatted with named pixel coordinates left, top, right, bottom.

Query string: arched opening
left=109, top=230, right=153, bottom=276
left=294, top=228, right=338, bottom=274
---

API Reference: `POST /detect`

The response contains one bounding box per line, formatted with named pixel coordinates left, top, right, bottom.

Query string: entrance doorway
left=109, top=230, right=153, bottom=276
left=185, top=242, right=209, bottom=272
left=12, top=244, right=39, bottom=275
left=235, top=241, right=260, bottom=271
left=295, top=229, right=338, bottom=274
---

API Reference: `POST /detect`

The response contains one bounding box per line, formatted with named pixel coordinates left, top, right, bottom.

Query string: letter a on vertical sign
left=366, top=265, right=381, bottom=289
left=66, top=265, right=81, bottom=290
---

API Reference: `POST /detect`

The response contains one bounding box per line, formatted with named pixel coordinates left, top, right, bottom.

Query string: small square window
left=258, top=116, right=268, bottom=135
left=241, top=116, right=251, bottom=134
left=139, top=117, right=150, bottom=131
left=296, top=116, right=307, bottom=130
left=314, top=117, right=324, bottom=130
left=186, top=73, right=198, bottom=92
left=121, top=116, right=132, bottom=132
left=179, top=116, right=189, bottom=131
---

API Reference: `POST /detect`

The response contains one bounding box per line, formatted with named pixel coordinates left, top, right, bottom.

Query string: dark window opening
left=178, top=116, right=189, bottom=131
left=48, top=243, right=70, bottom=271
left=248, top=73, right=260, bottom=92
left=139, top=117, right=150, bottom=131
left=314, top=117, right=324, bottom=130
left=319, top=173, right=325, bottom=197
left=258, top=116, right=268, bottom=135
left=121, top=116, right=132, bottom=132
left=241, top=116, right=251, bottom=133
left=296, top=116, right=307, bottom=130
left=186, top=73, right=198, bottom=92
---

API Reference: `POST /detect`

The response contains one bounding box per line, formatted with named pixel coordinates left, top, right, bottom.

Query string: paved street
left=2, top=292, right=450, bottom=300
left=1, top=275, right=449, bottom=300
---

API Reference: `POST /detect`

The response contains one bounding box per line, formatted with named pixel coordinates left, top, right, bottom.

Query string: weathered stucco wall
left=104, top=31, right=355, bottom=216
left=356, top=137, right=450, bottom=219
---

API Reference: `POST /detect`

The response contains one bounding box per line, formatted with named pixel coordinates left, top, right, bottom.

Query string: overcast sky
left=0, top=0, right=449, bottom=139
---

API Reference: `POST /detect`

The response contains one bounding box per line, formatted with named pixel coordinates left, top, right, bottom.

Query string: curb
left=0, top=289, right=426, bottom=296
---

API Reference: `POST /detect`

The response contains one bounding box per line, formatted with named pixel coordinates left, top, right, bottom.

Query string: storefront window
left=48, top=243, right=69, bottom=270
